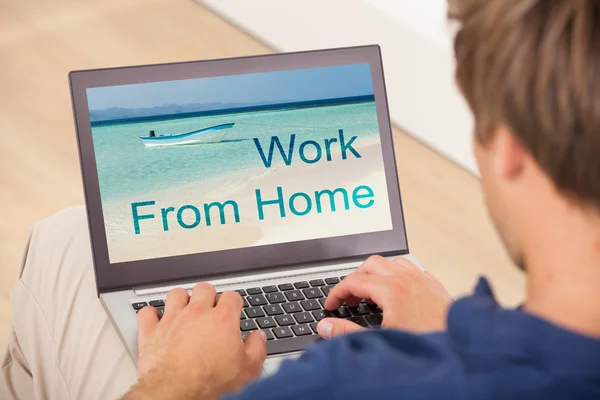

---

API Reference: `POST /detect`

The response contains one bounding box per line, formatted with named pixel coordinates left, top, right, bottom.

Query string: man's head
left=449, top=0, right=600, bottom=268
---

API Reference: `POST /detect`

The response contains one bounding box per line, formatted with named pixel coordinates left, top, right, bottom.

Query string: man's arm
left=225, top=328, right=463, bottom=400
left=122, top=285, right=266, bottom=400
left=318, top=255, right=453, bottom=338
left=227, top=256, right=455, bottom=399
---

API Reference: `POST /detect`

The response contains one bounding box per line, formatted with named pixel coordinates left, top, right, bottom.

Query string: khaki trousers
left=1, top=207, right=137, bottom=400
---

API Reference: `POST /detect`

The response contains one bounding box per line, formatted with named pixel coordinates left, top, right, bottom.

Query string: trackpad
left=261, top=352, right=301, bottom=377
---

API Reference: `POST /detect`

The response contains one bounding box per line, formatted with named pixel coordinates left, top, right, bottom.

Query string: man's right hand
left=124, top=283, right=267, bottom=400
left=317, top=255, right=453, bottom=339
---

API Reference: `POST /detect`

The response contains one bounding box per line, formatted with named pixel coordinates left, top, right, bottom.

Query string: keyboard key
left=240, top=319, right=257, bottom=331
left=256, top=316, right=277, bottom=329
left=245, top=306, right=265, bottom=318
left=310, top=322, right=319, bottom=334
left=349, top=304, right=370, bottom=316
left=240, top=329, right=267, bottom=340
left=264, top=304, right=284, bottom=316
left=349, top=316, right=369, bottom=327
left=149, top=299, right=165, bottom=307
left=275, top=314, right=295, bottom=326
left=312, top=309, right=332, bottom=321
left=156, top=307, right=164, bottom=317
left=243, top=297, right=249, bottom=308
left=284, top=290, right=305, bottom=301
left=294, top=312, right=315, bottom=324
left=300, top=299, right=321, bottom=311
left=321, top=286, right=333, bottom=296
left=309, top=279, right=325, bottom=287
left=282, top=301, right=303, bottom=313
left=266, top=292, right=286, bottom=304
left=263, top=329, right=274, bottom=341
left=262, top=285, right=278, bottom=293
left=340, top=275, right=347, bottom=280
left=318, top=298, right=327, bottom=308
left=291, top=324, right=312, bottom=336
left=247, top=287, right=262, bottom=295
left=247, top=295, right=268, bottom=306
left=235, top=289, right=247, bottom=296
left=367, top=304, right=383, bottom=314
left=294, top=281, right=309, bottom=289
left=325, top=277, right=340, bottom=285
left=365, top=313, right=383, bottom=327
left=278, top=283, right=294, bottom=291
left=272, top=326, right=294, bottom=339
left=303, top=287, right=323, bottom=299
left=241, top=331, right=253, bottom=340
left=132, top=302, right=148, bottom=310
left=333, top=306, right=352, bottom=318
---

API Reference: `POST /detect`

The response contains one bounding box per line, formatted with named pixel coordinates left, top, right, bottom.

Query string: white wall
left=368, top=0, right=450, bottom=49
left=199, top=0, right=476, bottom=173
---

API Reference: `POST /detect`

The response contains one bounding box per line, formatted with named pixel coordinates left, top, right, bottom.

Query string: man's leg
left=0, top=206, right=137, bottom=400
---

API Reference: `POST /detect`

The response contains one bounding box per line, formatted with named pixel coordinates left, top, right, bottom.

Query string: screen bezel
left=69, top=45, right=409, bottom=293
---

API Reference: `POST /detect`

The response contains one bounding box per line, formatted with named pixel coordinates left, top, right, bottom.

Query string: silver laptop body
left=69, top=45, right=413, bottom=376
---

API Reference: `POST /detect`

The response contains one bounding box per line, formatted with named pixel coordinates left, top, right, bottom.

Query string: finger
left=392, top=256, right=424, bottom=273
left=244, top=330, right=267, bottom=375
left=137, top=306, right=159, bottom=349
left=356, top=255, right=397, bottom=276
left=324, top=273, right=389, bottom=311
left=330, top=272, right=364, bottom=308
left=189, top=283, right=217, bottom=307
left=215, top=291, right=244, bottom=316
left=345, top=296, right=363, bottom=308
left=317, top=318, right=365, bottom=339
left=164, top=287, right=190, bottom=316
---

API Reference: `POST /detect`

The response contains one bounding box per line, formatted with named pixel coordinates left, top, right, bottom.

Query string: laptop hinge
left=133, top=254, right=417, bottom=297
left=133, top=259, right=362, bottom=297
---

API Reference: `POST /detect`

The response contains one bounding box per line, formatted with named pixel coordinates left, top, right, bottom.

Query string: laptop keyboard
left=131, top=275, right=383, bottom=355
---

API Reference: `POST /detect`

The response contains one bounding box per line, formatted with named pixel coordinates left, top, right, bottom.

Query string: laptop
left=69, top=45, right=414, bottom=376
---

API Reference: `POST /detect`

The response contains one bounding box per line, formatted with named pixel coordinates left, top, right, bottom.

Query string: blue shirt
left=227, top=278, right=600, bottom=399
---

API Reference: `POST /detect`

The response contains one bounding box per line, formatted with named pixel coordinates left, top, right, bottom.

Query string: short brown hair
left=450, top=0, right=600, bottom=205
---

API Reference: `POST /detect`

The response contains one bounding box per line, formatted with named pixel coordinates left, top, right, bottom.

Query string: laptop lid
left=69, top=45, right=409, bottom=293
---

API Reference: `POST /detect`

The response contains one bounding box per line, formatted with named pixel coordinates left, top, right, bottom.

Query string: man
left=3, top=0, right=600, bottom=398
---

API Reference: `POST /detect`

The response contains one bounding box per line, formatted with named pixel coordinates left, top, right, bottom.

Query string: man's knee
left=35, top=206, right=89, bottom=242
left=19, top=205, right=93, bottom=292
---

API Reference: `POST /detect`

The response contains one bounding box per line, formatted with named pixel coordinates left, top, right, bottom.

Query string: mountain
left=88, top=101, right=283, bottom=122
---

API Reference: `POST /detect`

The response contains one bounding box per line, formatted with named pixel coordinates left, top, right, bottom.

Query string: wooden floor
left=0, top=0, right=525, bottom=351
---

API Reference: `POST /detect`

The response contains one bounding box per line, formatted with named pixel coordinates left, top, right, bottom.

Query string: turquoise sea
left=91, top=101, right=381, bottom=202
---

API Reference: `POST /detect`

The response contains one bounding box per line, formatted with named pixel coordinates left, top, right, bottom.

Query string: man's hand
left=123, top=283, right=267, bottom=400
left=317, top=256, right=453, bottom=338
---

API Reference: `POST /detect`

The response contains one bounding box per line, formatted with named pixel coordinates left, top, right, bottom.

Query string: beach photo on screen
left=86, top=63, right=393, bottom=264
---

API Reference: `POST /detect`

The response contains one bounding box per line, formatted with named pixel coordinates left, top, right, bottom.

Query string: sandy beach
left=103, top=138, right=393, bottom=263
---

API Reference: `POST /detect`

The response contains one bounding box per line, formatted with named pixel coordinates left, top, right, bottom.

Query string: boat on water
left=140, top=123, right=235, bottom=147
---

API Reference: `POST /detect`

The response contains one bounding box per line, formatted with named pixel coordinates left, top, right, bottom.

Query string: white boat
left=140, top=123, right=234, bottom=147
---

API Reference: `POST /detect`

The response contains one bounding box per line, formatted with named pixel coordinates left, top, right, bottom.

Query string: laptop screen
left=86, top=63, right=394, bottom=264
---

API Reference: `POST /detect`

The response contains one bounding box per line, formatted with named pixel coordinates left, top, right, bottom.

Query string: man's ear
left=492, top=125, right=526, bottom=180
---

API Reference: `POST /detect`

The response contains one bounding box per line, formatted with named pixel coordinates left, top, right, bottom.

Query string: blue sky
left=86, top=63, right=373, bottom=111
